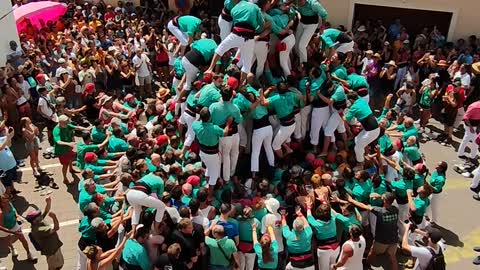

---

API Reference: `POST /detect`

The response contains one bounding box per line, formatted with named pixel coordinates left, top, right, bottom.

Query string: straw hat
left=472, top=62, right=480, bottom=74
left=156, top=87, right=171, bottom=99
left=373, top=53, right=382, bottom=59
left=100, top=95, right=113, bottom=106
left=387, top=60, right=397, bottom=68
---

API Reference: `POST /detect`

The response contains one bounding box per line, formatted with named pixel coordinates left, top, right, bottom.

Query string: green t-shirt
left=282, top=226, right=312, bottom=254
left=53, top=123, right=75, bottom=155
left=209, top=101, right=243, bottom=126
left=321, top=28, right=342, bottom=49
left=404, top=145, right=421, bottom=162
left=413, top=196, right=430, bottom=217
left=238, top=218, right=261, bottom=242
left=413, top=173, right=425, bottom=191
left=371, top=179, right=387, bottom=207
left=390, top=178, right=413, bottom=202
left=108, top=136, right=129, bottom=152
left=268, top=92, right=299, bottom=119
left=330, top=64, right=348, bottom=81
left=378, top=134, right=393, bottom=154
left=231, top=1, right=264, bottom=33
left=192, top=121, right=224, bottom=146
left=177, top=15, right=201, bottom=37
left=297, top=0, right=327, bottom=19
left=419, top=87, right=434, bottom=108
left=345, top=97, right=372, bottom=122
left=331, top=84, right=347, bottom=102
left=336, top=212, right=361, bottom=232
left=91, top=127, right=107, bottom=144
left=138, top=173, right=165, bottom=198
left=76, top=142, right=99, bottom=169
left=347, top=73, right=369, bottom=90
left=352, top=179, right=372, bottom=204
left=122, top=239, right=152, bottom=270
left=397, top=124, right=418, bottom=142
left=206, top=237, right=238, bottom=267
left=429, top=170, right=446, bottom=193
left=307, top=213, right=337, bottom=241
left=197, top=83, right=221, bottom=108
left=254, top=240, right=279, bottom=269
left=191, top=38, right=217, bottom=63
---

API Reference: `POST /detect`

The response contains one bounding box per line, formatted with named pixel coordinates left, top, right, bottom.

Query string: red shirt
left=446, top=84, right=465, bottom=109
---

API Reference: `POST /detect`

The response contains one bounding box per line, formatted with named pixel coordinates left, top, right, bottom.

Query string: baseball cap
left=227, top=77, right=239, bottom=90
left=25, top=210, right=42, bottom=223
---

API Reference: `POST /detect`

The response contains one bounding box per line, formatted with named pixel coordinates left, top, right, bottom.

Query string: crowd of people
left=4, top=0, right=480, bottom=269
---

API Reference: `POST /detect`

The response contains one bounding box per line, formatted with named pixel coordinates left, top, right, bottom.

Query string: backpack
left=425, top=246, right=446, bottom=270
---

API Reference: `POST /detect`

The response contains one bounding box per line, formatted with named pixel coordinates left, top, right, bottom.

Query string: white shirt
left=261, top=213, right=284, bottom=252
left=20, top=80, right=31, bottom=100
left=132, top=53, right=151, bottom=77
left=410, top=242, right=446, bottom=270
left=192, top=215, right=209, bottom=230
left=38, top=95, right=54, bottom=119
left=454, top=71, right=471, bottom=87
left=361, top=57, right=373, bottom=75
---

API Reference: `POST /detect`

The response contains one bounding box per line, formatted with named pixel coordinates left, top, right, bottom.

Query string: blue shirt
left=0, top=136, right=17, bottom=171
left=217, top=220, right=239, bottom=240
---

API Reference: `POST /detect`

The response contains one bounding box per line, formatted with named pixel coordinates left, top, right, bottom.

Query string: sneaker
left=473, top=194, right=480, bottom=201
left=474, top=246, right=480, bottom=252
left=462, top=172, right=473, bottom=178
left=458, top=155, right=468, bottom=160
left=471, top=186, right=480, bottom=193
left=16, top=160, right=25, bottom=167
left=474, top=256, right=480, bottom=265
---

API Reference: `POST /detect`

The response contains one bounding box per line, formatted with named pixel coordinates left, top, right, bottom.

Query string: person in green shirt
left=318, top=81, right=347, bottom=155
left=181, top=38, right=217, bottom=92
left=295, top=0, right=328, bottom=63
left=167, top=15, right=205, bottom=56
left=252, top=221, right=278, bottom=270
left=121, top=226, right=151, bottom=270
left=197, top=74, right=223, bottom=109
left=209, top=82, right=243, bottom=182
left=281, top=208, right=315, bottom=269
left=403, top=136, right=422, bottom=165
left=345, top=93, right=380, bottom=165
left=336, top=70, right=370, bottom=101
left=237, top=207, right=261, bottom=269
left=108, top=127, right=130, bottom=153
left=204, top=224, right=240, bottom=269
left=84, top=152, right=118, bottom=175
left=428, top=161, right=447, bottom=224
left=387, top=117, right=418, bottom=143
left=260, top=81, right=298, bottom=158
left=320, top=28, right=354, bottom=58
left=206, top=0, right=264, bottom=82
left=390, top=167, right=415, bottom=230
left=77, top=132, right=110, bottom=170
left=409, top=184, right=433, bottom=226
left=91, top=119, right=107, bottom=144
left=53, top=114, right=92, bottom=184
left=126, top=172, right=166, bottom=233
left=418, top=79, right=437, bottom=132
left=305, top=198, right=340, bottom=270
left=192, top=107, right=230, bottom=200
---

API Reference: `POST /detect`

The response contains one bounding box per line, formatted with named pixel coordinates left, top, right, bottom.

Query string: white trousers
left=294, top=105, right=311, bottom=140
left=310, top=106, right=330, bottom=146
left=253, top=40, right=269, bottom=78
left=324, top=110, right=346, bottom=142
left=219, top=134, right=240, bottom=181
left=216, top=33, right=255, bottom=73
left=428, top=193, right=441, bottom=223
left=317, top=247, right=340, bottom=270
left=167, top=20, right=189, bottom=46
left=295, top=22, right=318, bottom=63
left=200, top=150, right=221, bottom=185
left=272, top=124, right=295, bottom=151
left=458, top=123, right=478, bottom=159
left=238, top=252, right=256, bottom=270
left=354, top=127, right=380, bottom=163
left=181, top=112, right=196, bottom=147
left=251, top=126, right=275, bottom=172
left=173, top=77, right=182, bottom=115
left=279, top=34, right=295, bottom=76
left=181, top=57, right=199, bottom=91
left=286, top=263, right=315, bottom=270
left=397, top=203, right=409, bottom=237
left=336, top=41, right=355, bottom=54
left=126, top=189, right=166, bottom=225
left=218, top=15, right=232, bottom=41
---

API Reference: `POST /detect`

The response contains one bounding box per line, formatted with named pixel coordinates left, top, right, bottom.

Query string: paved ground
left=1, top=118, right=480, bottom=270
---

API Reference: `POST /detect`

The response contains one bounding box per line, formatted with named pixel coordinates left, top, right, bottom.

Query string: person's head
left=136, top=48, right=142, bottom=57
left=221, top=86, right=234, bottom=101
left=406, top=136, right=417, bottom=146
left=382, top=192, right=395, bottom=206
left=260, top=233, right=273, bottom=263
left=212, top=224, right=225, bottom=239
left=425, top=226, right=443, bottom=246
left=213, top=73, right=224, bottom=87
left=199, top=107, right=211, bottom=122
left=91, top=217, right=109, bottom=232
left=83, top=178, right=97, bottom=194
left=83, top=202, right=100, bottom=219
left=167, top=243, right=182, bottom=259
left=293, top=217, right=304, bottom=232
left=315, top=203, right=332, bottom=222
left=354, top=170, right=369, bottom=182
left=178, top=218, right=194, bottom=234
left=9, top=40, right=17, bottom=50
left=58, top=114, right=70, bottom=128
left=256, top=0, right=271, bottom=10
left=134, top=225, right=150, bottom=243
left=220, top=203, right=232, bottom=217
left=347, top=92, right=359, bottom=103
left=349, top=224, right=363, bottom=240
left=0, top=194, right=11, bottom=207
left=436, top=161, right=448, bottom=174
left=403, top=117, right=414, bottom=128
left=277, top=81, right=288, bottom=94
left=417, top=184, right=434, bottom=198
left=83, top=245, right=102, bottom=261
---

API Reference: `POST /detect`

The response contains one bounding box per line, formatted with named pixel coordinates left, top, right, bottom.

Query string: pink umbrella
left=14, top=1, right=68, bottom=33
